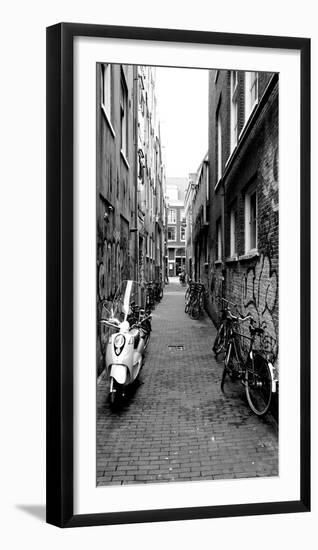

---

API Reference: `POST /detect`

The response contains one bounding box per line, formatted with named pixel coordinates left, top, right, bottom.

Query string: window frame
left=167, top=225, right=176, bottom=242
left=168, top=209, right=176, bottom=224
left=230, top=207, right=237, bottom=257
left=180, top=225, right=186, bottom=241
left=244, top=186, right=258, bottom=254
left=230, top=70, right=239, bottom=152
left=216, top=218, right=222, bottom=261
left=101, top=63, right=115, bottom=137
left=216, top=105, right=222, bottom=183
left=120, top=70, right=129, bottom=161
left=245, top=71, right=259, bottom=123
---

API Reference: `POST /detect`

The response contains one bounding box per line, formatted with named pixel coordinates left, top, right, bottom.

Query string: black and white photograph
left=96, top=62, right=279, bottom=487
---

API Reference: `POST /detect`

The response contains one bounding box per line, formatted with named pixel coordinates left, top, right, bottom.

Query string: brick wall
left=207, top=70, right=279, bottom=368
left=96, top=63, right=137, bottom=375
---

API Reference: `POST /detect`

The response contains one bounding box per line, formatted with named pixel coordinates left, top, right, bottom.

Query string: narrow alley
left=96, top=279, right=278, bottom=486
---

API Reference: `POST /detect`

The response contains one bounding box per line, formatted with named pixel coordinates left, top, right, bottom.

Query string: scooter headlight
left=114, top=334, right=126, bottom=356
left=114, top=334, right=125, bottom=348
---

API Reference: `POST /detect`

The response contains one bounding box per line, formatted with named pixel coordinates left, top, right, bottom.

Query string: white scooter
left=101, top=280, right=151, bottom=407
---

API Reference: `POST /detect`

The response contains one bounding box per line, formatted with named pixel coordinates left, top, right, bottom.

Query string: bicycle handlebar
left=100, top=320, right=120, bottom=330
left=227, top=310, right=253, bottom=323
left=217, top=296, right=237, bottom=309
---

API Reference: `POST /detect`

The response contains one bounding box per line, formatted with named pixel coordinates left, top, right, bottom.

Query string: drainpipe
left=221, top=179, right=226, bottom=298
left=133, top=68, right=139, bottom=283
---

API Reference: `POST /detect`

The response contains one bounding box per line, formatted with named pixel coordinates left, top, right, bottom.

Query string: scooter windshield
left=112, top=280, right=145, bottom=322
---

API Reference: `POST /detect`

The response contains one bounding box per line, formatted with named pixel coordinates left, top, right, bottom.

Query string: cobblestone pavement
left=97, top=279, right=278, bottom=485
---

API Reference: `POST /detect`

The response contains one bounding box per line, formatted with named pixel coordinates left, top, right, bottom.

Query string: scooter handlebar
left=130, top=315, right=152, bottom=330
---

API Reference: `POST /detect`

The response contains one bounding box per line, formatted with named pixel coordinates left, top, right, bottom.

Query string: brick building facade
left=96, top=63, right=166, bottom=374
left=166, top=181, right=187, bottom=277
left=137, top=66, right=166, bottom=286
left=206, top=69, right=279, bottom=367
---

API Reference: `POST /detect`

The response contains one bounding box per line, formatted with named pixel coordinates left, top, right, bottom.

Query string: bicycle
left=212, top=297, right=238, bottom=357
left=221, top=311, right=274, bottom=416
left=184, top=280, right=195, bottom=313
left=145, top=281, right=155, bottom=311
left=185, top=282, right=205, bottom=320
left=153, top=280, right=163, bottom=302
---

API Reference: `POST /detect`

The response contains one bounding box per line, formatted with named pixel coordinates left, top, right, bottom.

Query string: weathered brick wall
left=223, top=86, right=278, bottom=364
left=96, top=64, right=137, bottom=375
left=206, top=69, right=279, bottom=368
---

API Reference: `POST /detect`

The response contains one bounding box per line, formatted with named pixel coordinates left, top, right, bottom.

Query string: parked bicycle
left=145, top=282, right=155, bottom=311
left=185, top=281, right=205, bottom=320
left=212, top=296, right=239, bottom=357
left=221, top=309, right=275, bottom=416
left=153, top=280, right=163, bottom=302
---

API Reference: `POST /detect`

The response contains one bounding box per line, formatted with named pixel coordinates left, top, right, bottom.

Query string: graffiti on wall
left=210, top=269, right=224, bottom=304
left=239, top=254, right=278, bottom=362
left=97, top=211, right=132, bottom=367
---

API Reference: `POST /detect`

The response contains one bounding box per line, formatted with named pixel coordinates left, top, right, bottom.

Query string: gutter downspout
left=133, top=68, right=139, bottom=283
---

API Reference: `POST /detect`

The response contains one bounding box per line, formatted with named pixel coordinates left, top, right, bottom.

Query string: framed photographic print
left=46, top=23, right=310, bottom=527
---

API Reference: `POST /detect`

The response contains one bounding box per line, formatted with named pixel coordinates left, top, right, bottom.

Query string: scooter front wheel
left=109, top=379, right=122, bottom=410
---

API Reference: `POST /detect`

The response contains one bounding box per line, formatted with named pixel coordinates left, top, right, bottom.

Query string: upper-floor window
left=101, top=63, right=112, bottom=121
left=168, top=226, right=176, bottom=241
left=216, top=106, right=222, bottom=182
left=168, top=209, right=176, bottom=224
left=230, top=71, right=239, bottom=151
left=245, top=72, right=258, bottom=122
left=216, top=219, right=222, bottom=261
left=180, top=226, right=186, bottom=241
left=230, top=207, right=237, bottom=257
left=205, top=163, right=209, bottom=201
left=245, top=187, right=258, bottom=253
left=120, top=72, right=128, bottom=158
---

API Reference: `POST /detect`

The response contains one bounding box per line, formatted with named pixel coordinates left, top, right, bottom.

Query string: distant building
left=137, top=66, right=166, bottom=285
left=190, top=153, right=209, bottom=284
left=184, top=173, right=196, bottom=279
left=166, top=178, right=187, bottom=277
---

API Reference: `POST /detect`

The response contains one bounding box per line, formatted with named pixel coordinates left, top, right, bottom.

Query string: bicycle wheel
left=221, top=338, right=242, bottom=391
left=245, top=353, right=272, bottom=416
left=213, top=322, right=226, bottom=355
left=190, top=299, right=200, bottom=319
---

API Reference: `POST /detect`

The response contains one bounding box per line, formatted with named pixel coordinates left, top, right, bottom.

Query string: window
left=180, top=226, right=186, bottom=241
left=206, top=163, right=209, bottom=201
left=120, top=72, right=128, bottom=158
left=216, top=219, right=222, bottom=261
left=230, top=208, right=237, bottom=257
left=101, top=63, right=112, bottom=121
left=245, top=72, right=258, bottom=122
left=168, top=209, right=176, bottom=224
left=245, top=188, right=258, bottom=253
left=216, top=107, right=222, bottom=182
left=168, top=248, right=175, bottom=260
left=230, top=71, right=239, bottom=151
left=180, top=210, right=185, bottom=223
left=168, top=226, right=176, bottom=241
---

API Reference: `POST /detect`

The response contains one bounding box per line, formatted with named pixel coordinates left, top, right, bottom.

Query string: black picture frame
left=46, top=22, right=311, bottom=528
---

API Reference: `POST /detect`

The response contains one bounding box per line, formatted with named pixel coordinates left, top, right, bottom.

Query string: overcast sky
left=155, top=66, right=209, bottom=179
